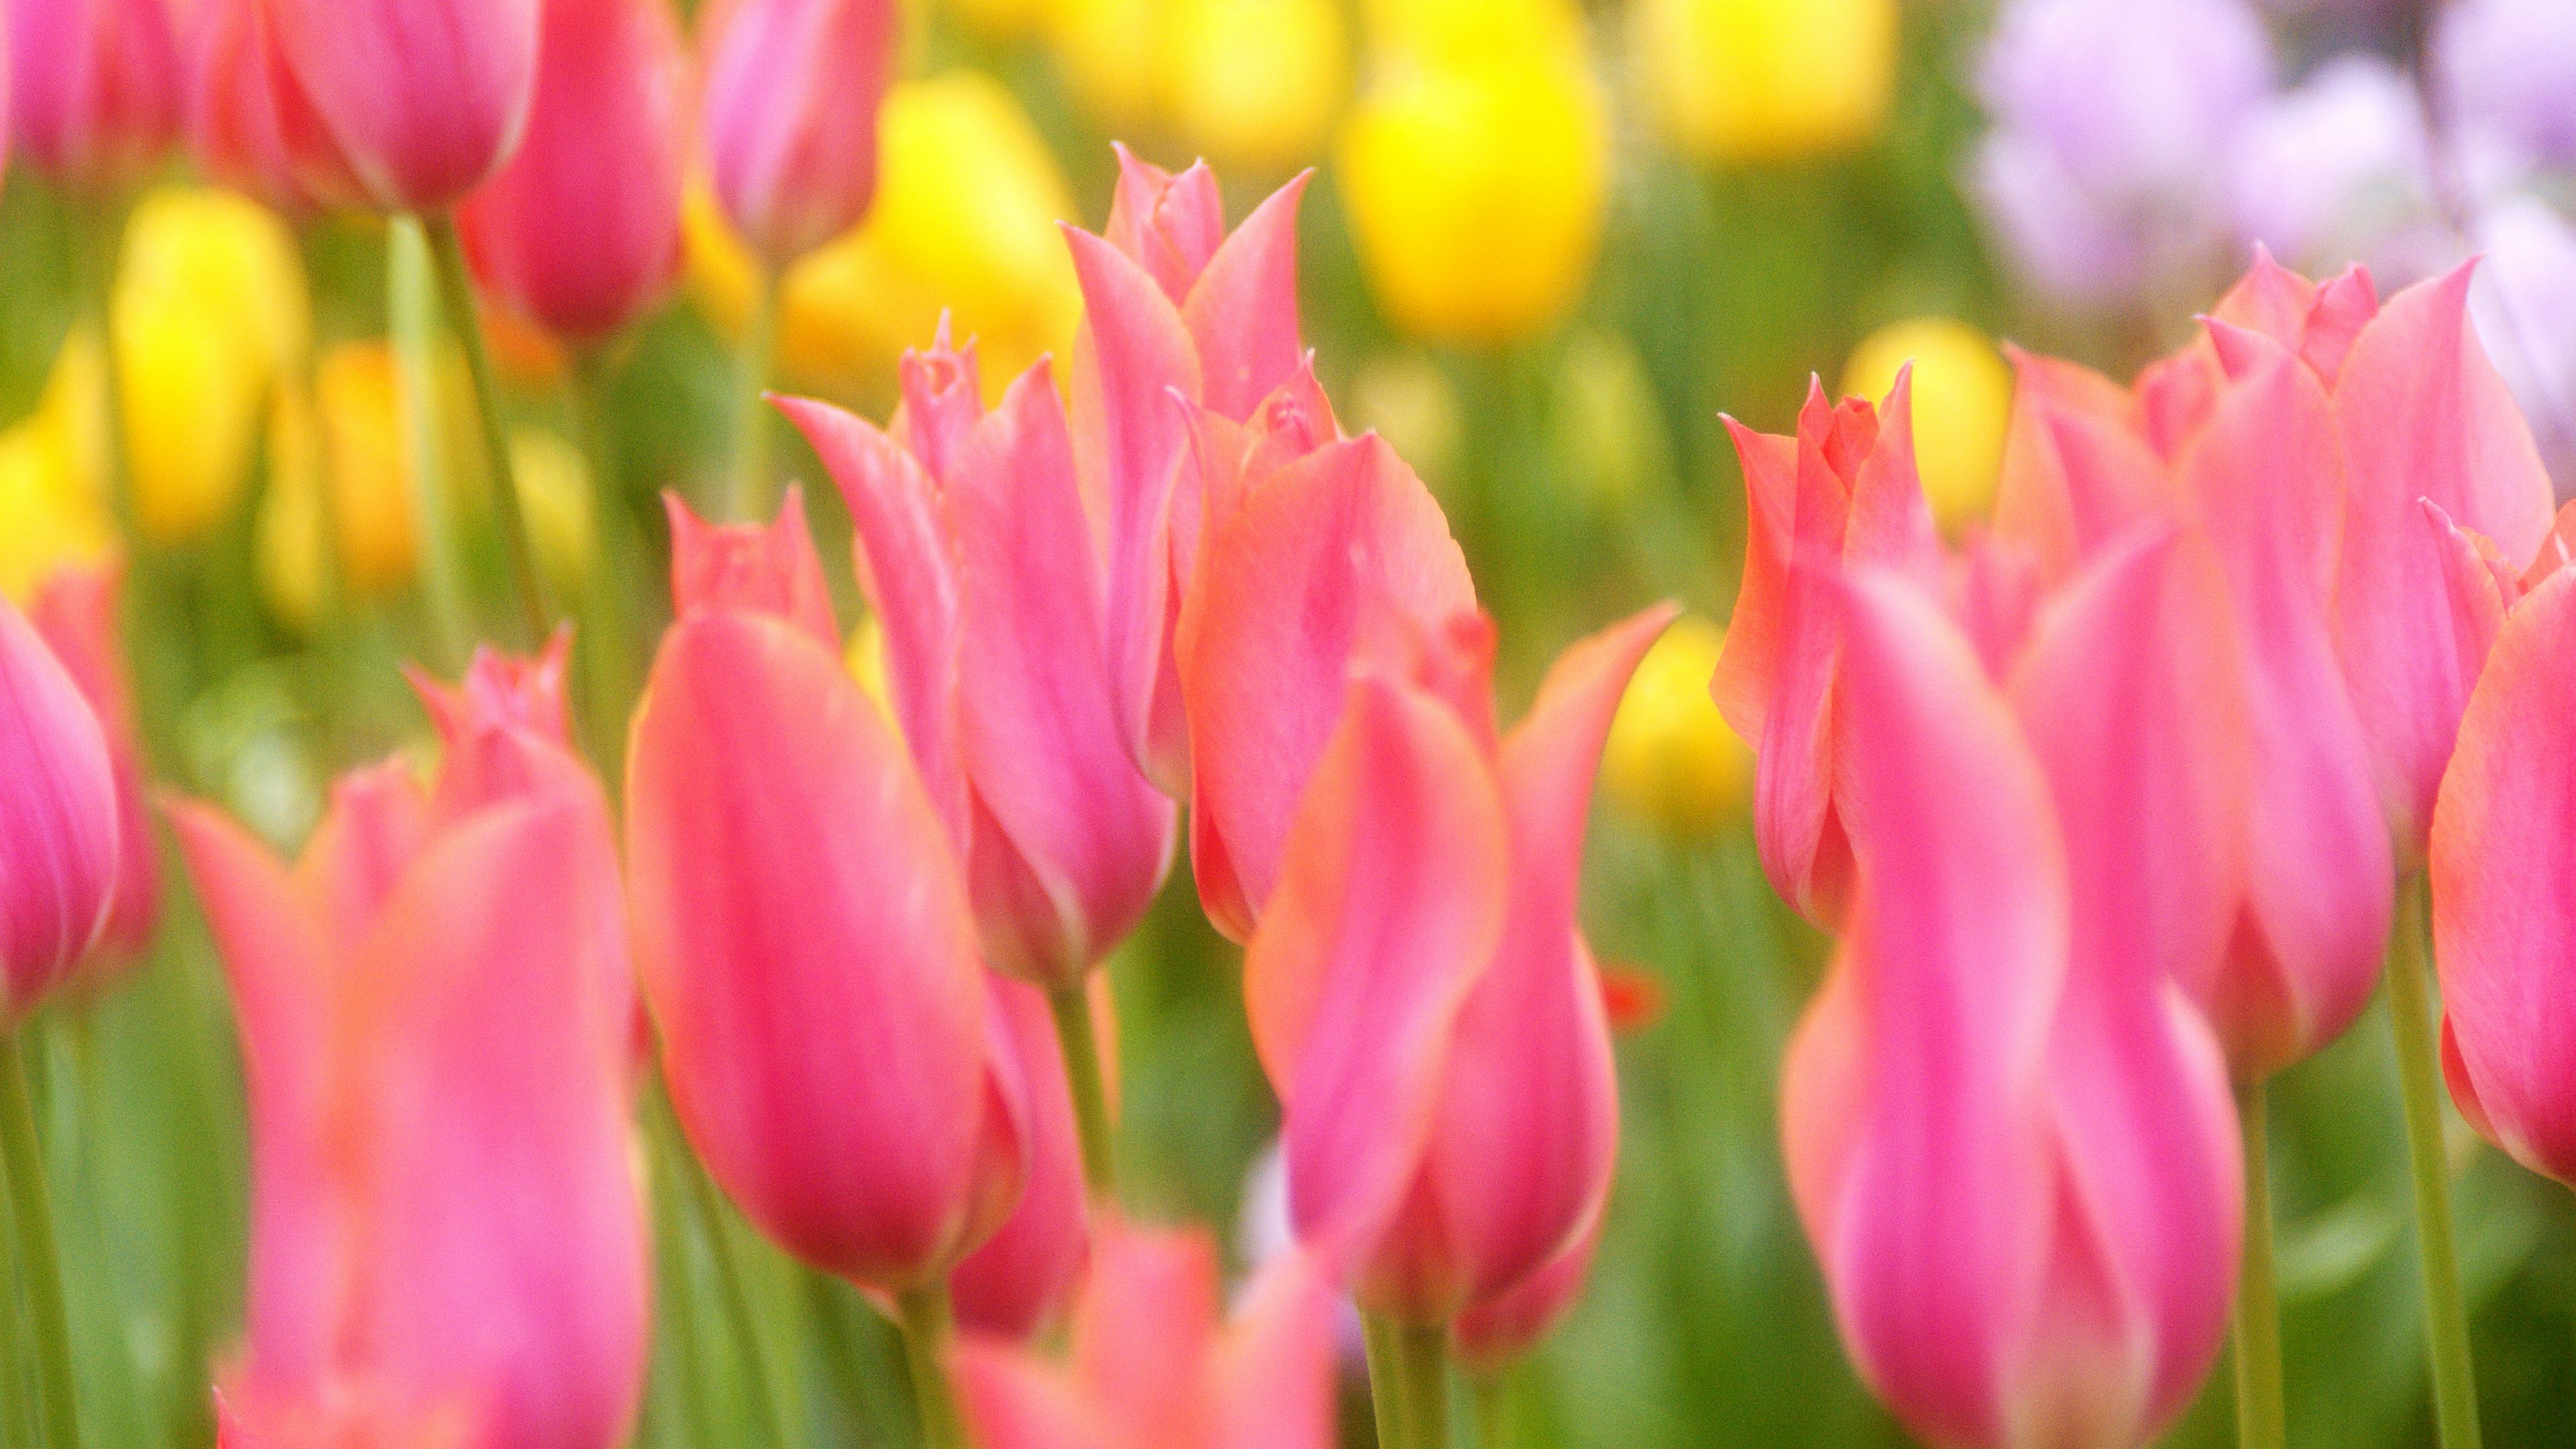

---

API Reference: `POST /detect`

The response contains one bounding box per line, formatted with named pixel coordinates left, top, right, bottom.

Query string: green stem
left=1048, top=984, right=1118, bottom=1200
left=2233, top=1077, right=2286, bottom=1449
left=419, top=209, right=551, bottom=645
left=0, top=1031, right=81, bottom=1449
left=1, top=1136, right=29, bottom=1449
left=1470, top=1373, right=1509, bottom=1449
left=2388, top=871, right=2483, bottom=1449
left=894, top=1284, right=967, bottom=1449
left=727, top=270, right=781, bottom=522
left=1363, top=1312, right=1409, bottom=1449
left=566, top=354, right=645, bottom=784
left=642, top=1097, right=721, bottom=1449
left=387, top=215, right=474, bottom=671
left=656, top=1091, right=798, bottom=1449
left=1397, top=1323, right=1451, bottom=1449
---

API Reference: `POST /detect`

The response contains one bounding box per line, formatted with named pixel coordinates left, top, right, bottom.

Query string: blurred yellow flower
left=1157, top=0, right=1347, bottom=173
left=1338, top=49, right=1607, bottom=345
left=1347, top=352, right=1462, bottom=498
left=1554, top=329, right=1674, bottom=513
left=846, top=613, right=893, bottom=718
left=510, top=427, right=595, bottom=592
left=254, top=383, right=329, bottom=631
left=1840, top=315, right=2012, bottom=535
left=314, top=342, right=418, bottom=599
left=1047, top=0, right=1163, bottom=129
left=689, top=72, right=1081, bottom=401
left=113, top=186, right=311, bottom=545
left=948, top=0, right=1049, bottom=42
left=1633, top=0, right=1898, bottom=165
left=1361, top=0, right=1580, bottom=68
left=1602, top=614, right=1752, bottom=838
left=0, top=331, right=118, bottom=601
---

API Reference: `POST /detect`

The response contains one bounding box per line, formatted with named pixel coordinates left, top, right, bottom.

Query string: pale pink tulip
left=697, top=0, right=896, bottom=268
left=266, top=0, right=542, bottom=211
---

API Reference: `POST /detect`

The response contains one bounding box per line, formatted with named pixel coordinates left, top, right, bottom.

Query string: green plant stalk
left=2233, top=1077, right=2286, bottom=1449
left=1471, top=1373, right=1509, bottom=1449
left=655, top=1090, right=798, bottom=1449
left=894, top=1284, right=967, bottom=1449
left=420, top=210, right=552, bottom=645
left=1363, top=1312, right=1410, bottom=1449
left=1048, top=984, right=1118, bottom=1200
left=727, top=270, right=782, bottom=522
left=0, top=1030, right=81, bottom=1449
left=1397, top=1323, right=1452, bottom=1449
left=1, top=1138, right=29, bottom=1449
left=388, top=216, right=476, bottom=671
left=567, top=354, right=647, bottom=782
left=2387, top=871, right=2483, bottom=1449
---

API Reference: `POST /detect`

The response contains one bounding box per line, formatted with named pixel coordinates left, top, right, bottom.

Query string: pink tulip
left=0, top=590, right=119, bottom=1025
left=170, top=751, right=648, bottom=1449
left=182, top=0, right=360, bottom=211
left=264, top=0, right=542, bottom=211
left=7, top=0, right=180, bottom=194
left=953, top=1218, right=1339, bottom=1449
left=949, top=975, right=1099, bottom=1339
left=625, top=490, right=1028, bottom=1293
left=457, top=0, right=690, bottom=346
left=1452, top=1214, right=1601, bottom=1373
left=697, top=0, right=896, bottom=269
left=28, top=561, right=158, bottom=981
left=780, top=335, right=1178, bottom=989
left=1782, top=553, right=2239, bottom=1449
left=1063, top=152, right=1311, bottom=795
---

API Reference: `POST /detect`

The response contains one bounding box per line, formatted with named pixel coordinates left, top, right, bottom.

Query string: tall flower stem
left=727, top=270, right=782, bottom=523
left=1471, top=1373, right=1509, bottom=1449
left=419, top=210, right=551, bottom=645
left=894, top=1284, right=967, bottom=1449
left=1048, top=984, right=1118, bottom=1199
left=1, top=1137, right=29, bottom=1449
left=388, top=215, right=476, bottom=671
left=2387, top=871, right=2483, bottom=1449
left=1397, top=1322, right=1451, bottom=1449
left=568, top=353, right=648, bottom=781
left=1363, top=1311, right=1411, bottom=1449
left=651, top=1087, right=796, bottom=1449
left=0, top=1030, right=81, bottom=1449
left=2233, top=1077, right=2286, bottom=1449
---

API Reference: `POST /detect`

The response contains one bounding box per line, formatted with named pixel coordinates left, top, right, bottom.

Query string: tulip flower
left=953, top=1218, right=1340, bottom=1449
left=0, top=337, right=117, bottom=608
left=1631, top=0, right=1898, bottom=165
left=183, top=0, right=310, bottom=209
left=7, top=0, right=182, bottom=195
left=28, top=562, right=156, bottom=980
left=1244, top=602, right=1670, bottom=1339
left=1155, top=0, right=1350, bottom=172
left=0, top=592, right=119, bottom=1025
left=698, top=0, right=899, bottom=270
left=1783, top=550, right=2240, bottom=1449
left=170, top=747, right=649, bottom=1449
left=260, top=0, right=541, bottom=213
left=625, top=490, right=1028, bottom=1297
left=949, top=976, right=1099, bottom=1338
left=1452, top=1214, right=1600, bottom=1373
left=1840, top=317, right=2015, bottom=535
left=458, top=0, right=690, bottom=348
left=1600, top=614, right=1752, bottom=839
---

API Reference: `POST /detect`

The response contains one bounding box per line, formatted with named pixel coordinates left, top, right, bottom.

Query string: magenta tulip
left=0, top=592, right=119, bottom=1025
left=28, top=562, right=157, bottom=982
left=7, top=0, right=180, bottom=194
left=264, top=0, right=542, bottom=211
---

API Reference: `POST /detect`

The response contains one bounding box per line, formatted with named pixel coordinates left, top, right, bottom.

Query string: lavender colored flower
left=2227, top=56, right=2440, bottom=274
left=2436, top=0, right=2576, bottom=175
left=2470, top=193, right=2576, bottom=494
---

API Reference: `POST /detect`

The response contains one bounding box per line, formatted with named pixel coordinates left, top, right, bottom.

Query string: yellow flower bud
left=32, top=327, right=112, bottom=508
left=1602, top=614, right=1752, bottom=839
left=688, top=72, right=1081, bottom=400
left=845, top=613, right=894, bottom=718
left=113, top=186, right=311, bottom=544
left=1046, top=0, right=1163, bottom=129
left=1346, top=352, right=1462, bottom=498
left=1839, top=315, right=2012, bottom=536
left=1633, top=0, right=1898, bottom=165
left=1361, top=0, right=1580, bottom=68
left=509, top=427, right=596, bottom=592
left=1338, top=50, right=1607, bottom=345
left=0, top=406, right=115, bottom=604
left=313, top=342, right=419, bottom=598
left=1554, top=329, right=1674, bottom=513
left=255, top=383, right=329, bottom=631
left=1157, top=0, right=1348, bottom=173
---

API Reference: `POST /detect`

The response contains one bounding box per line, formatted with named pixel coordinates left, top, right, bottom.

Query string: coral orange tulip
left=0, top=591, right=119, bottom=1024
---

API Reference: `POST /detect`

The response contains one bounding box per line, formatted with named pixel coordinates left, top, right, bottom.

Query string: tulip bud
left=700, top=0, right=899, bottom=270
left=949, top=975, right=1099, bottom=1338
left=314, top=341, right=422, bottom=598
left=258, top=0, right=541, bottom=211
left=1155, top=0, right=1349, bottom=172
left=0, top=592, right=119, bottom=1024
left=0, top=344, right=117, bottom=606
left=1841, top=317, right=2014, bottom=537
left=458, top=0, right=690, bottom=347
left=1632, top=0, right=1898, bottom=164
left=28, top=562, right=157, bottom=980
left=508, top=427, right=598, bottom=592
left=1601, top=614, right=1751, bottom=839
left=7, top=0, right=182, bottom=194
left=627, top=491, right=1027, bottom=1292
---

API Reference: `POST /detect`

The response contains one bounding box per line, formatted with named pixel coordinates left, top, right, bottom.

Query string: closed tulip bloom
left=459, top=0, right=690, bottom=347
left=170, top=752, right=648, bottom=1449
left=949, top=976, right=1099, bottom=1338
left=699, top=0, right=898, bottom=269
left=1155, top=0, right=1349, bottom=173
left=7, top=0, right=181, bottom=194
left=1784, top=554, right=2239, bottom=1449
left=28, top=561, right=156, bottom=979
left=1840, top=317, right=2015, bottom=535
left=1601, top=613, right=1752, bottom=839
left=626, top=491, right=1027, bottom=1292
left=0, top=591, right=119, bottom=1024
left=955, top=1218, right=1339, bottom=1449
left=780, top=337, right=1179, bottom=988
left=1452, top=1213, right=1599, bottom=1372
left=1632, top=0, right=1898, bottom=165
left=262, top=0, right=541, bottom=211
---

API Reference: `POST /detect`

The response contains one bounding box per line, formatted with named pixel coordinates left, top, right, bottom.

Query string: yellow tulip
left=688, top=72, right=1081, bottom=400
left=1338, top=50, right=1607, bottom=345
left=845, top=613, right=893, bottom=718
left=1361, top=0, right=1580, bottom=68
left=254, top=383, right=330, bottom=631
left=1601, top=614, right=1752, bottom=839
left=313, top=342, right=418, bottom=598
left=1839, top=315, right=2012, bottom=535
left=1346, top=352, right=1462, bottom=498
left=1554, top=328, right=1674, bottom=513
left=113, top=186, right=311, bottom=544
left=510, top=427, right=595, bottom=592
left=1633, top=0, right=1898, bottom=165
left=1045, top=0, right=1163, bottom=129
left=0, top=331, right=117, bottom=602
left=1157, top=0, right=1348, bottom=172
left=33, top=327, right=112, bottom=507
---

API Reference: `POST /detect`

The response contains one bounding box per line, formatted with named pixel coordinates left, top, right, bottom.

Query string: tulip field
left=8, top=1, right=2576, bottom=1448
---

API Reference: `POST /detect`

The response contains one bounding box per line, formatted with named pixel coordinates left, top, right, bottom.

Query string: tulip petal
left=953, top=1344, right=1110, bottom=1449
left=0, top=592, right=118, bottom=1014
left=1104, top=146, right=1224, bottom=301
left=1208, top=1250, right=1339, bottom=1449
left=662, top=486, right=843, bottom=650
left=1993, top=347, right=2142, bottom=584
left=269, top=0, right=540, bottom=210
left=1708, top=418, right=1797, bottom=745
left=1181, top=172, right=1308, bottom=422
left=951, top=975, right=1093, bottom=1339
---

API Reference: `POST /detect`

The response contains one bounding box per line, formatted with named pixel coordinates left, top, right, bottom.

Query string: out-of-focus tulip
left=1044, top=0, right=1159, bottom=130
left=1631, top=0, right=1897, bottom=165
left=510, top=427, right=596, bottom=593
left=7, top=0, right=181, bottom=193
left=1156, top=0, right=1348, bottom=172
left=1245, top=602, right=1669, bottom=1339
left=948, top=0, right=1044, bottom=42
left=699, top=0, right=898, bottom=270
left=0, top=591, right=119, bottom=1025
left=954, top=1218, right=1340, bottom=1449
left=1602, top=613, right=1751, bottom=839
left=1784, top=557, right=2239, bottom=1449
left=458, top=0, right=690, bottom=347
left=950, top=976, right=1099, bottom=1338
left=781, top=337, right=1178, bottom=989
left=183, top=0, right=309, bottom=209
left=2471, top=195, right=2576, bottom=490
left=1453, top=1214, right=1599, bottom=1372
left=113, top=184, right=311, bottom=545
left=172, top=747, right=648, bottom=1449
left=686, top=73, right=1083, bottom=396
left=313, top=342, right=421, bottom=598
left=0, top=335, right=117, bottom=604
left=1358, top=0, right=1577, bottom=66
left=253, top=383, right=329, bottom=631
left=1338, top=48, right=1606, bottom=345
left=264, top=0, right=541, bottom=211
left=626, top=492, right=1026, bottom=1293
left=2435, top=0, right=2576, bottom=176
left=1840, top=317, right=2013, bottom=535
left=2224, top=56, right=2436, bottom=276
left=28, top=562, right=156, bottom=979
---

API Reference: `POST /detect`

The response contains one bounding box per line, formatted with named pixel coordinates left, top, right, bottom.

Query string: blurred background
left=6, top=0, right=2576, bottom=1445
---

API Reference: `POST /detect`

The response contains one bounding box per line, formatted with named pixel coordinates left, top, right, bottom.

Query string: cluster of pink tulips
left=2, top=1, right=2573, bottom=1448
